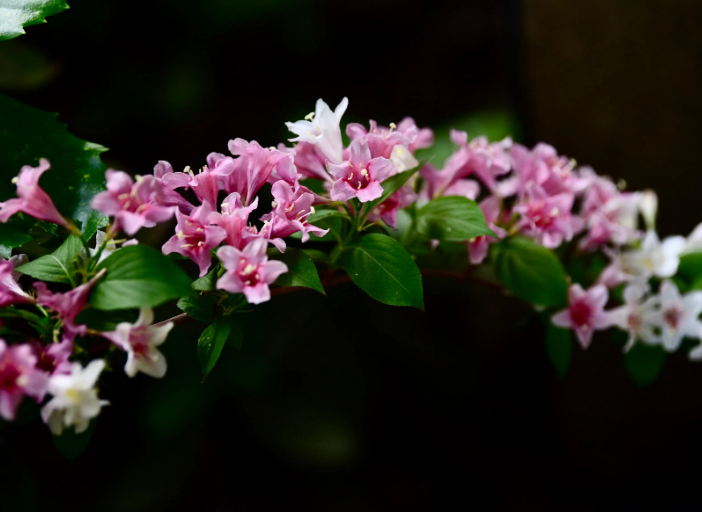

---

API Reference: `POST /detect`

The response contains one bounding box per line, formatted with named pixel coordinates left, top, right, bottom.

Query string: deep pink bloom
left=513, top=183, right=584, bottom=248
left=216, top=238, right=288, bottom=305
left=212, top=139, right=288, bottom=206
left=34, top=271, right=103, bottom=343
left=162, top=165, right=221, bottom=209
left=327, top=140, right=395, bottom=203
left=91, top=170, right=174, bottom=235
left=467, top=196, right=508, bottom=264
left=0, top=159, right=69, bottom=228
left=32, top=339, right=72, bottom=377
left=367, top=185, right=418, bottom=229
left=209, top=193, right=259, bottom=249
left=552, top=284, right=613, bottom=349
left=0, top=257, right=33, bottom=307
left=261, top=182, right=328, bottom=242
left=162, top=201, right=227, bottom=277
left=0, top=340, right=49, bottom=420
left=152, top=161, right=195, bottom=214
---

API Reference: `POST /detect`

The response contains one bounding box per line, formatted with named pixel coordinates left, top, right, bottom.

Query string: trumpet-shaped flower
left=608, top=283, right=662, bottom=352
left=163, top=165, right=221, bottom=209
left=0, top=256, right=32, bottom=307
left=101, top=308, right=173, bottom=378
left=216, top=238, right=288, bottom=304
left=0, top=159, right=70, bottom=228
left=327, top=140, right=395, bottom=203
left=552, top=284, right=613, bottom=348
left=152, top=161, right=195, bottom=214
left=0, top=340, right=48, bottom=420
left=91, top=170, right=174, bottom=235
left=32, top=339, right=73, bottom=377
left=286, top=97, right=348, bottom=164
left=261, top=181, right=328, bottom=242
left=467, top=196, right=507, bottom=264
left=41, top=359, right=108, bottom=435
left=209, top=193, right=259, bottom=249
left=658, top=280, right=702, bottom=352
left=162, top=201, right=227, bottom=277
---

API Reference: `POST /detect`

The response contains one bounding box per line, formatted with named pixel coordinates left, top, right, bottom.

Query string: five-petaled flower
left=552, top=284, right=613, bottom=349
left=0, top=340, right=48, bottom=421
left=327, top=139, right=395, bottom=203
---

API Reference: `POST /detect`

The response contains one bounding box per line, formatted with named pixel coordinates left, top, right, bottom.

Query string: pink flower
left=346, top=119, right=412, bottom=159
left=552, top=284, right=613, bottom=348
left=327, top=140, right=395, bottom=203
left=0, top=159, right=70, bottom=229
left=163, top=164, right=221, bottom=209
left=513, top=183, right=584, bottom=249
left=281, top=142, right=330, bottom=182
left=34, top=271, right=103, bottom=343
left=467, top=196, right=508, bottom=264
left=212, top=139, right=289, bottom=206
left=510, top=143, right=588, bottom=197
left=216, top=238, right=288, bottom=304
left=0, top=257, right=33, bottom=307
left=32, top=339, right=73, bottom=376
left=209, top=193, right=259, bottom=249
left=397, top=117, right=434, bottom=153
left=367, top=185, right=418, bottom=230
left=91, top=170, right=174, bottom=235
left=162, top=201, right=227, bottom=277
left=152, top=161, right=195, bottom=214
left=101, top=308, right=173, bottom=378
left=267, top=153, right=301, bottom=188
left=0, top=340, right=48, bottom=420
left=261, top=182, right=328, bottom=242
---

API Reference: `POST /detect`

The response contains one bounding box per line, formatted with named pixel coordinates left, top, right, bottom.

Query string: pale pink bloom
left=510, top=143, right=587, bottom=197
left=367, top=185, right=418, bottom=230
left=467, top=196, right=508, bottom=264
left=162, top=165, right=220, bottom=209
left=346, top=119, right=413, bottom=160
left=552, top=284, right=613, bottom=349
left=286, top=97, right=348, bottom=164
left=0, top=256, right=33, bottom=307
left=261, top=182, right=328, bottom=242
left=608, top=283, right=662, bottom=352
left=281, top=142, right=331, bottom=182
left=0, top=159, right=70, bottom=228
left=41, top=359, right=108, bottom=435
left=209, top=193, right=259, bottom=249
left=101, top=308, right=173, bottom=378
left=513, top=183, right=584, bottom=249
left=34, top=271, right=103, bottom=343
left=327, top=140, right=395, bottom=203
left=443, top=179, right=481, bottom=200
left=212, top=139, right=288, bottom=206
left=216, top=238, right=288, bottom=305
left=267, top=153, right=301, bottom=188
left=658, top=280, right=702, bottom=352
left=91, top=170, right=174, bottom=235
left=0, top=340, right=48, bottom=420
left=152, top=161, right=195, bottom=214
left=396, top=117, right=434, bottom=153
left=162, top=201, right=227, bottom=277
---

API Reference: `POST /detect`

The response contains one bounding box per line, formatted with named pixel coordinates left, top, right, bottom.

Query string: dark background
left=2, top=0, right=702, bottom=510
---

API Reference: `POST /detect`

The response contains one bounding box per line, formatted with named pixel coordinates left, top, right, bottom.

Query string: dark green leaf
left=89, top=245, right=192, bottom=310
left=192, top=268, right=216, bottom=291
left=677, top=252, right=702, bottom=282
left=300, top=248, right=328, bottom=264
left=74, top=308, right=137, bottom=332
left=197, top=316, right=243, bottom=379
left=311, top=216, right=345, bottom=243
left=0, top=216, right=33, bottom=258
left=545, top=324, right=571, bottom=379
left=0, top=94, right=108, bottom=246
left=306, top=209, right=350, bottom=224
left=0, top=0, right=69, bottom=41
left=624, top=344, right=666, bottom=386
left=340, top=233, right=424, bottom=310
left=177, top=295, right=215, bottom=323
left=52, top=420, right=96, bottom=461
left=491, top=236, right=569, bottom=307
left=416, top=196, right=495, bottom=242
left=269, top=247, right=325, bottom=295
left=16, top=235, right=82, bottom=285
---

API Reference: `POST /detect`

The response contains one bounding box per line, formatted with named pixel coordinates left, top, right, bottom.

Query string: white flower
left=658, top=280, right=702, bottom=352
left=638, top=189, right=658, bottom=230
left=101, top=307, right=173, bottom=378
left=684, top=222, right=702, bottom=253
left=620, top=230, right=685, bottom=279
left=389, top=144, right=419, bottom=172
left=89, top=231, right=138, bottom=264
left=608, top=283, right=662, bottom=352
left=41, top=360, right=109, bottom=435
left=285, top=97, right=348, bottom=164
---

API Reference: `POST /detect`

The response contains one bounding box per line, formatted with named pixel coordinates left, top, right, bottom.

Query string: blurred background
left=2, top=0, right=702, bottom=510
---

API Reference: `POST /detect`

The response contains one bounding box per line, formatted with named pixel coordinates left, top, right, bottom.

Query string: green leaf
left=340, top=233, right=424, bottom=310
left=416, top=196, right=496, bottom=242
left=16, top=235, right=82, bottom=285
left=197, top=316, right=243, bottom=380
left=0, top=216, right=33, bottom=258
left=177, top=295, right=215, bottom=323
left=311, top=216, right=345, bottom=243
left=677, top=252, right=702, bottom=282
left=491, top=236, right=569, bottom=307
left=74, top=308, right=136, bottom=332
left=545, top=324, right=571, bottom=379
left=51, top=419, right=96, bottom=461
left=269, top=247, right=325, bottom=295
left=306, top=209, right=350, bottom=224
left=0, top=94, right=108, bottom=248
left=624, top=344, right=666, bottom=386
left=89, top=245, right=192, bottom=311
left=300, top=248, right=328, bottom=264
left=0, top=0, right=69, bottom=41
left=192, top=268, right=216, bottom=291
left=365, top=168, right=418, bottom=213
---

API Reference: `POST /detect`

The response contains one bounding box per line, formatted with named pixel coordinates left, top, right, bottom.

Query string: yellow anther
left=177, top=230, right=185, bottom=239
left=11, top=177, right=18, bottom=185
left=310, top=206, right=316, bottom=214
left=304, top=112, right=315, bottom=121
left=389, top=122, right=397, bottom=130
left=271, top=201, right=277, bottom=208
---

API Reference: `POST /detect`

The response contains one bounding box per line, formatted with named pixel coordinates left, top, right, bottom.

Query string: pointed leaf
left=0, top=0, right=69, bottom=41
left=89, top=245, right=192, bottom=310
left=545, top=324, right=571, bottom=379
left=16, top=235, right=82, bottom=285
left=177, top=295, right=215, bottom=323
left=269, top=247, right=325, bottom=295
left=416, top=196, right=495, bottom=242
left=197, top=316, right=243, bottom=379
left=340, top=233, right=424, bottom=310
